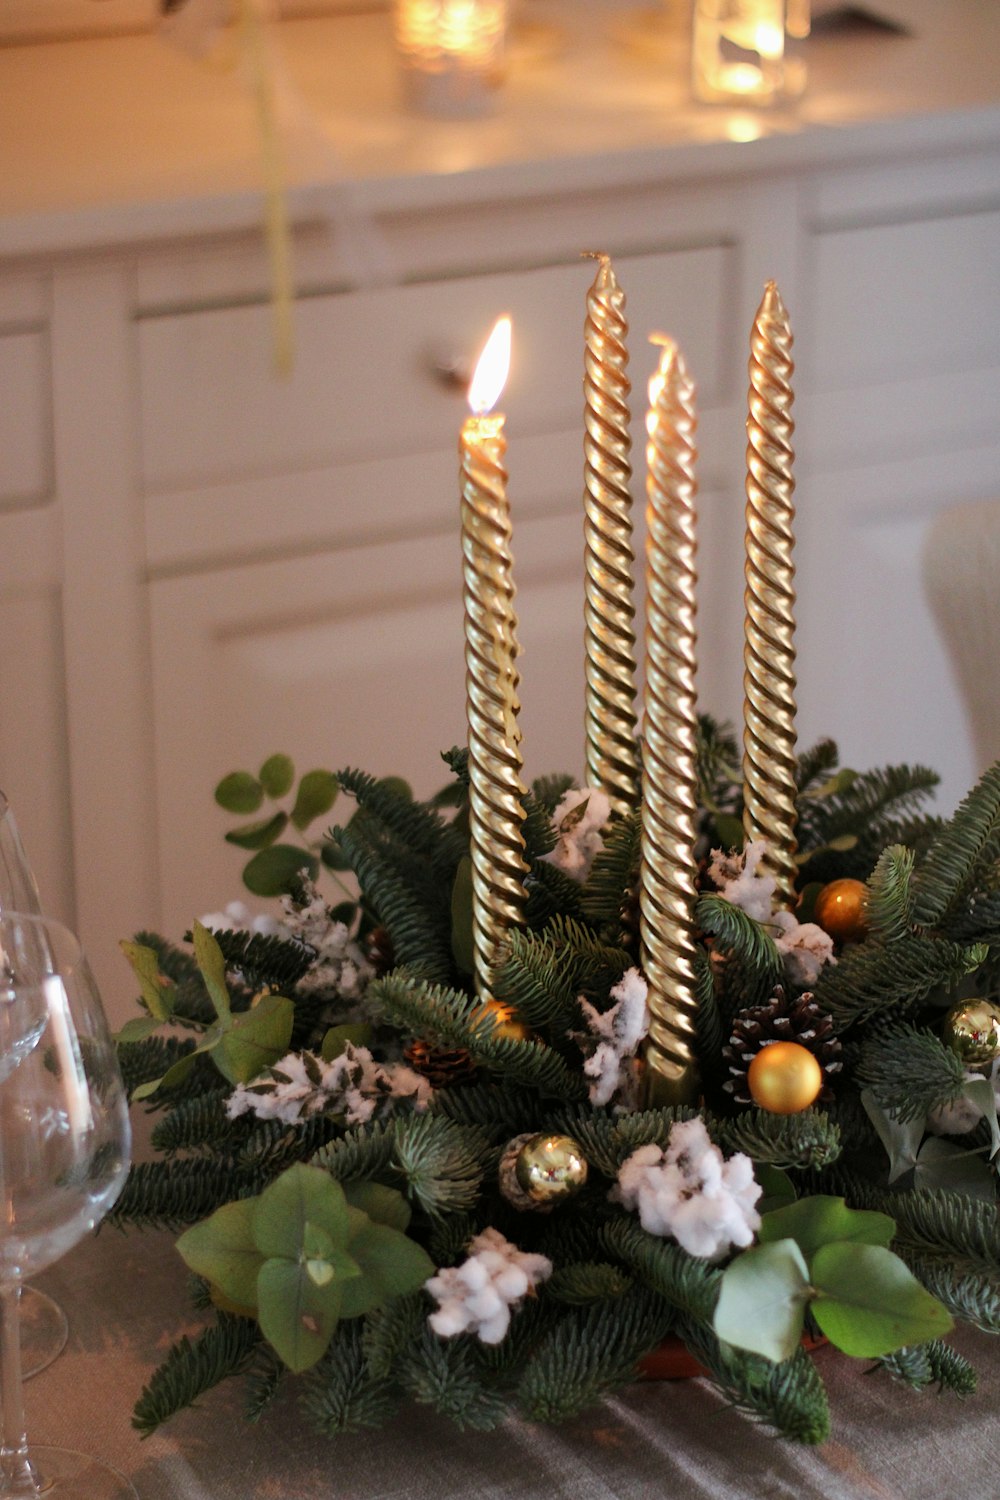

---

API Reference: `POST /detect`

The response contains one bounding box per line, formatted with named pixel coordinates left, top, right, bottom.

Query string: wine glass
left=0, top=912, right=134, bottom=1500
left=0, top=793, right=69, bottom=1377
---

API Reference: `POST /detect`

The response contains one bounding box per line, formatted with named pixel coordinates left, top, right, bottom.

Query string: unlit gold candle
left=460, top=316, right=530, bottom=1000
left=639, top=337, right=700, bottom=1107
left=583, top=252, right=641, bottom=817
left=742, top=281, right=798, bottom=907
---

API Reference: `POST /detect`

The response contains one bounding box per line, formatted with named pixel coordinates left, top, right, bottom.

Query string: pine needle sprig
left=430, top=1081, right=545, bottom=1136
left=299, top=1323, right=401, bottom=1435
left=524, top=858, right=584, bottom=926
left=531, top=773, right=577, bottom=814
left=797, top=763, right=939, bottom=852
left=398, top=1329, right=508, bottom=1431
left=677, top=1318, right=831, bottom=1446
left=392, top=1114, right=492, bottom=1218
left=581, top=812, right=641, bottom=939
left=712, top=1108, right=842, bottom=1171
left=132, top=1316, right=260, bottom=1437
left=866, top=845, right=916, bottom=943
left=796, top=738, right=840, bottom=794
left=206, top=928, right=315, bottom=995
left=244, top=1347, right=285, bottom=1424
left=118, top=1036, right=197, bottom=1100
left=237, top=1115, right=343, bottom=1174
left=336, top=821, right=453, bottom=984
left=521, top=788, right=559, bottom=861
left=362, top=1293, right=427, bottom=1381
left=855, top=1024, right=966, bottom=1122
left=910, top=763, right=1000, bottom=928
left=110, top=1158, right=268, bottom=1230
left=149, top=1089, right=236, bottom=1155
left=695, top=714, right=741, bottom=809
left=335, top=768, right=466, bottom=881
left=695, top=895, right=783, bottom=983
left=601, top=1218, right=720, bottom=1323
left=546, top=1262, right=633, bottom=1306
left=903, top=1256, right=1000, bottom=1334
left=517, top=1285, right=672, bottom=1424
left=875, top=1340, right=977, bottom=1395
left=813, top=935, right=987, bottom=1030
left=310, top=1118, right=399, bottom=1181
left=836, top=1181, right=1000, bottom=1271
left=491, top=920, right=629, bottom=1033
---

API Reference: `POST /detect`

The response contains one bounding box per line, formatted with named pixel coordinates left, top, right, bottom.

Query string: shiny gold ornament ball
left=469, top=998, right=533, bottom=1042
left=514, top=1134, right=588, bottom=1204
left=942, top=999, right=1000, bottom=1067
left=747, top=1042, right=823, bottom=1115
left=813, top=878, right=869, bottom=944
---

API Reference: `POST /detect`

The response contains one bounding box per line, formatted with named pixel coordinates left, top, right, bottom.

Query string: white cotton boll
left=541, top=787, right=612, bottom=883
left=251, top=913, right=284, bottom=937
left=476, top=1308, right=512, bottom=1344
left=709, top=841, right=776, bottom=922
left=771, top=912, right=836, bottom=987
left=465, top=1285, right=506, bottom=1324
left=493, top=1264, right=530, bottom=1302
left=584, top=1042, right=622, bottom=1108
left=609, top=968, right=650, bottom=1054
left=458, top=1257, right=491, bottom=1293
left=616, top=1123, right=762, bottom=1262
left=429, top=1303, right=472, bottom=1338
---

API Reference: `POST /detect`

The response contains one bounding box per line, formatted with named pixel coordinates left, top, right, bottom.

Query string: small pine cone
left=404, top=1038, right=478, bottom=1090
left=365, top=925, right=395, bottom=977
left=723, top=987, right=843, bottom=1105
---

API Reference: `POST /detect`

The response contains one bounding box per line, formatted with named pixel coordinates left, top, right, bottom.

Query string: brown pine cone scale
left=723, top=987, right=842, bottom=1105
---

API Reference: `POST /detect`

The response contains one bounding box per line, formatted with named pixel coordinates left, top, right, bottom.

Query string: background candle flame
left=468, top=315, right=512, bottom=414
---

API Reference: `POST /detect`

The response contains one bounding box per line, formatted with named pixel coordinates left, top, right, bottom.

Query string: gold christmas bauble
left=514, top=1133, right=588, bottom=1204
left=469, top=998, right=532, bottom=1042
left=813, top=878, right=869, bottom=944
left=747, top=1042, right=823, bottom=1115
left=942, top=999, right=1000, bottom=1067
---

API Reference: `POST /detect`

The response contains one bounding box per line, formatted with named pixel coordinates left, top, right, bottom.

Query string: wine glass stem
left=0, top=1284, right=40, bottom=1498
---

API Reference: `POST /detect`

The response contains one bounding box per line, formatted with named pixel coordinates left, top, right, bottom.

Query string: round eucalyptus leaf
left=243, top=844, right=318, bottom=896
left=259, top=754, right=295, bottom=799
left=291, top=770, right=339, bottom=831
left=215, top=771, right=263, bottom=814
left=224, top=812, right=288, bottom=851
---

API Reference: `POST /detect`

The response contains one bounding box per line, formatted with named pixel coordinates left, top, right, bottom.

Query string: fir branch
left=546, top=1105, right=692, bottom=1180
left=678, top=1318, right=831, bottom=1445
left=518, top=1285, right=672, bottom=1423
left=372, top=973, right=587, bottom=1101
left=426, top=1212, right=479, bottom=1268
left=310, top=1118, right=399, bottom=1180
left=429, top=1081, right=544, bottom=1137
left=866, top=845, right=915, bottom=944
left=712, top=1108, right=842, bottom=1171
left=855, top=1024, right=966, bottom=1122
left=796, top=738, right=840, bottom=794
left=362, top=1293, right=426, bottom=1380
left=524, top=858, right=584, bottom=926
left=299, top=1322, right=400, bottom=1435
left=109, top=1158, right=267, bottom=1230
left=521, top=788, right=559, bottom=861
left=392, top=1114, right=491, bottom=1219
left=695, top=714, right=741, bottom=810
left=336, top=820, right=453, bottom=985
left=875, top=1340, right=977, bottom=1395
left=943, top=888, right=1000, bottom=943
left=546, top=1262, right=633, bottom=1306
left=335, top=767, right=466, bottom=881
left=491, top=920, right=629, bottom=1034
left=531, top=772, right=577, bottom=814
left=132, top=1316, right=259, bottom=1437
left=398, top=1329, right=508, bottom=1431
left=836, top=1180, right=1000, bottom=1272
left=237, top=1115, right=342, bottom=1174
left=117, top=1036, right=197, bottom=1100
left=149, top=1089, right=235, bottom=1155
left=694, top=946, right=724, bottom=1071
left=813, top=935, right=987, bottom=1030
left=244, top=1347, right=285, bottom=1424
left=695, top=895, right=783, bottom=982
left=904, top=1255, right=1000, bottom=1335
left=910, top=763, right=1000, bottom=928
left=207, top=928, right=314, bottom=994
left=796, top=763, right=939, bottom=854
left=581, top=812, right=641, bottom=939
left=601, top=1218, right=720, bottom=1323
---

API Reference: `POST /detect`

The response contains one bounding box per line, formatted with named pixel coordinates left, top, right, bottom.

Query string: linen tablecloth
left=26, top=1220, right=1000, bottom=1500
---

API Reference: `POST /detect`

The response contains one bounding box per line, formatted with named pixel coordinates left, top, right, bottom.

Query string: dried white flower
left=226, top=1042, right=431, bottom=1127
left=277, top=880, right=375, bottom=1004
left=770, top=910, right=836, bottom=988
left=614, top=1118, right=761, bottom=1261
left=541, top=788, right=612, bottom=883
left=200, top=900, right=284, bottom=938
left=425, top=1228, right=553, bottom=1345
left=578, top=967, right=650, bottom=1108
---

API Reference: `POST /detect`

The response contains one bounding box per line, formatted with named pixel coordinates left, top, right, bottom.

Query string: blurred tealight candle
left=394, top=0, right=509, bottom=117
left=692, top=0, right=809, bottom=106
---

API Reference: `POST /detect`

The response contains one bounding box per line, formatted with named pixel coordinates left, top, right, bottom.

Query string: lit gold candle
left=583, top=251, right=641, bottom=817
left=460, top=316, right=530, bottom=1000
left=639, top=337, right=700, bottom=1106
left=742, top=281, right=798, bottom=907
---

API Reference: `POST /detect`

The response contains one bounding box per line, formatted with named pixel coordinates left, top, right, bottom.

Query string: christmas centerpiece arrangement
left=112, top=263, right=1000, bottom=1447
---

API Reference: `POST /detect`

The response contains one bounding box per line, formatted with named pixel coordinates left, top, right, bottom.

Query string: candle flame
left=468, top=316, right=511, bottom=415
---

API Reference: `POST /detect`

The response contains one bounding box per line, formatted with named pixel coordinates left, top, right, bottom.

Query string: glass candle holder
left=394, top=0, right=509, bottom=118
left=692, top=0, right=809, bottom=106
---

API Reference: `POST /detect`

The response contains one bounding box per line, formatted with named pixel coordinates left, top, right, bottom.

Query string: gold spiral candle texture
left=639, top=338, right=700, bottom=1106
left=460, top=321, right=529, bottom=1000
left=742, top=281, right=798, bottom=908
left=583, top=252, right=641, bottom=816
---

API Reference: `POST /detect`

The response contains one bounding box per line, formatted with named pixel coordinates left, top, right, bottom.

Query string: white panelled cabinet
left=2, top=5, right=1000, bottom=1021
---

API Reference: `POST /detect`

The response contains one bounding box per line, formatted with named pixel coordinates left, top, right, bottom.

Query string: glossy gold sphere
left=942, top=999, right=1000, bottom=1067
left=514, top=1134, right=588, bottom=1204
left=747, top=1041, right=823, bottom=1115
left=469, top=998, right=532, bottom=1042
left=813, top=878, right=869, bottom=944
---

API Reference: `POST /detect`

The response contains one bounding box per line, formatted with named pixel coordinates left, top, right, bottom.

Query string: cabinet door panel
left=0, top=328, right=51, bottom=510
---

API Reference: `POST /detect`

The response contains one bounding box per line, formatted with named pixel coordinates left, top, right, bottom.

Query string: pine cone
left=723, top=987, right=842, bottom=1104
left=404, top=1039, right=478, bottom=1089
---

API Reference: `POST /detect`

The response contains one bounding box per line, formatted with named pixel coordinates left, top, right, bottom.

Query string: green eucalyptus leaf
left=215, top=771, right=264, bottom=815
left=260, top=754, right=295, bottom=799
left=338, top=1219, right=436, bottom=1320
left=811, top=1242, right=953, bottom=1357
left=115, top=1014, right=163, bottom=1046
left=224, top=812, right=289, bottom=851
left=754, top=1164, right=797, bottom=1217
left=759, top=1195, right=895, bottom=1266
left=252, top=1163, right=351, bottom=1261
left=801, top=767, right=858, bottom=802
left=192, top=920, right=232, bottom=1023
left=320, top=839, right=351, bottom=872
left=213, top=994, right=294, bottom=1086
left=129, top=1047, right=201, bottom=1102
left=291, top=771, right=339, bottom=831
left=119, top=940, right=175, bottom=1022
left=962, top=1076, right=1000, bottom=1159
left=342, top=1180, right=412, bottom=1233
left=713, top=1239, right=810, bottom=1364
left=256, top=1257, right=343, bottom=1373
left=377, top=776, right=413, bottom=802
left=320, top=1023, right=374, bottom=1062
left=861, top=1089, right=923, bottom=1183
left=450, top=855, right=475, bottom=976
left=913, top=1136, right=997, bottom=1201
left=713, top=814, right=745, bottom=853
left=176, top=1199, right=262, bottom=1312
left=243, top=844, right=319, bottom=897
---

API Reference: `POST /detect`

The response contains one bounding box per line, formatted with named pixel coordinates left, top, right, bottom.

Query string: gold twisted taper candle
left=460, top=318, right=530, bottom=1001
left=582, top=251, right=641, bottom=816
left=742, top=281, right=798, bottom=908
left=639, top=337, right=700, bottom=1107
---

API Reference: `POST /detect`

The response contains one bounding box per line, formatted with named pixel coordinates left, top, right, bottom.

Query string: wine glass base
left=20, top=1289, right=69, bottom=1381
left=26, top=1448, right=136, bottom=1499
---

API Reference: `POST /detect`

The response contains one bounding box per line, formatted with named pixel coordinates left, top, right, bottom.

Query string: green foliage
left=397, top=1328, right=508, bottom=1431
left=110, top=1157, right=270, bottom=1230
left=712, top=1109, right=842, bottom=1172
left=875, top=1339, right=977, bottom=1395
left=679, top=1318, right=831, bottom=1445
left=299, top=1322, right=400, bottom=1434
left=695, top=894, right=783, bottom=981
left=150, top=1090, right=235, bottom=1155
left=813, top=934, right=987, bottom=1030
left=205, top=928, right=314, bottom=995
left=546, top=1262, right=633, bottom=1305
left=910, top=763, right=1000, bottom=928
left=601, top=1218, right=720, bottom=1323
left=866, top=844, right=916, bottom=943
left=491, top=918, right=630, bottom=1032
left=133, top=1316, right=260, bottom=1437
left=855, top=1024, right=966, bottom=1122
left=215, top=755, right=338, bottom=893
left=581, top=811, right=640, bottom=939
